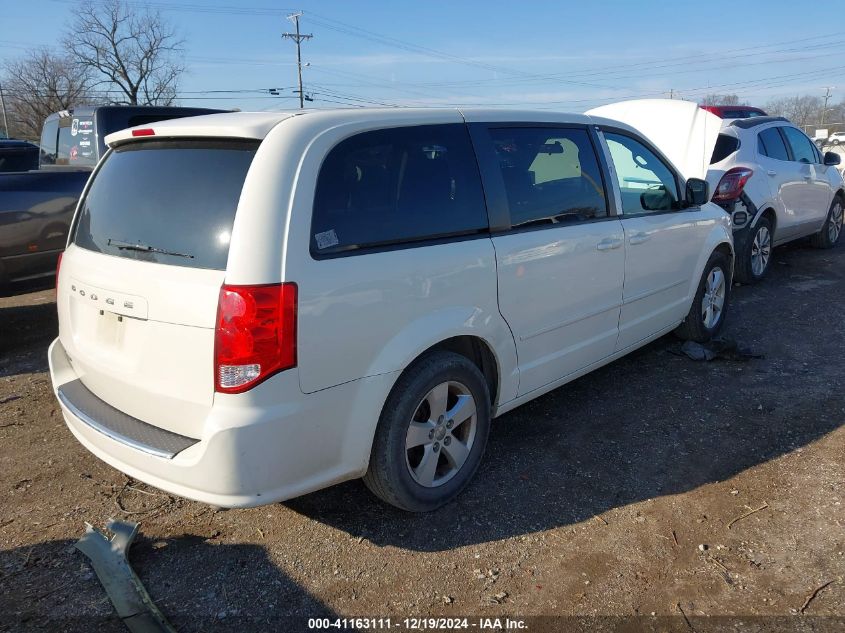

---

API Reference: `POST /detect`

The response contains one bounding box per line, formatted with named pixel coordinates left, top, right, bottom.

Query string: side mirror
left=685, top=178, right=710, bottom=207
left=824, top=151, right=841, bottom=166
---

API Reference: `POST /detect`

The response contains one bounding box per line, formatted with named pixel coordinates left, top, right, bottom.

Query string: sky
left=2, top=0, right=844, bottom=113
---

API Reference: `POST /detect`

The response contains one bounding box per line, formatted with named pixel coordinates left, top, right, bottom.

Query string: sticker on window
left=314, top=229, right=339, bottom=250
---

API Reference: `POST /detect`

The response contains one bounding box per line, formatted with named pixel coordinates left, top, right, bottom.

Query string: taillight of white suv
left=214, top=283, right=298, bottom=393
left=712, top=167, right=753, bottom=203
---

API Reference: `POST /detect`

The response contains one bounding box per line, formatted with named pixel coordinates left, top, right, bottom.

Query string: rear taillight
left=712, top=167, right=753, bottom=202
left=214, top=283, right=297, bottom=394
left=55, top=252, right=63, bottom=295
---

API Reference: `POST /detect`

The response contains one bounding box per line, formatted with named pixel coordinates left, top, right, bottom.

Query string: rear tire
left=810, top=196, right=843, bottom=249
left=734, top=216, right=773, bottom=284
left=675, top=250, right=731, bottom=343
left=363, top=352, right=491, bottom=512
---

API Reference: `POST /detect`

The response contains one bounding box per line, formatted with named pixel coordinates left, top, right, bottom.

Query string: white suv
left=50, top=109, right=733, bottom=511
left=589, top=100, right=844, bottom=283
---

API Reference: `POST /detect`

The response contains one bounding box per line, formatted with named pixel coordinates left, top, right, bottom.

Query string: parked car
left=0, top=139, right=39, bottom=172
left=50, top=109, right=733, bottom=511
left=700, top=105, right=767, bottom=119
left=589, top=100, right=844, bottom=284
left=0, top=106, right=224, bottom=295
left=825, top=131, right=845, bottom=146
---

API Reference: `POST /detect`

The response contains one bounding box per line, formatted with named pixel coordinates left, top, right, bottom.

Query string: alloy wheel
left=828, top=201, right=843, bottom=243
left=701, top=266, right=726, bottom=330
left=404, top=381, right=477, bottom=488
left=751, top=225, right=771, bottom=277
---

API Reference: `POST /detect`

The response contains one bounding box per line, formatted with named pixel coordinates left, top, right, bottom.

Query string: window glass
left=488, top=127, right=606, bottom=227
left=0, top=146, right=39, bottom=172
left=39, top=118, right=58, bottom=166
left=56, top=115, right=97, bottom=167
left=758, top=128, right=790, bottom=161
left=74, top=139, right=258, bottom=270
left=710, top=134, right=740, bottom=164
left=781, top=126, right=817, bottom=164
left=604, top=132, right=679, bottom=215
left=311, top=124, right=488, bottom=254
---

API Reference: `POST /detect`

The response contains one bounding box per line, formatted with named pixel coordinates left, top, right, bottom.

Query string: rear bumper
left=48, top=338, right=398, bottom=507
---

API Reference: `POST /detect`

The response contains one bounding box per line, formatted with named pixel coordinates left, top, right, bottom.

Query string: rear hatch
left=58, top=138, right=259, bottom=438
left=587, top=99, right=722, bottom=180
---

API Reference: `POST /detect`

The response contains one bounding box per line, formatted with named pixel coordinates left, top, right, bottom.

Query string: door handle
left=629, top=232, right=650, bottom=245
left=803, top=174, right=813, bottom=180
left=767, top=169, right=777, bottom=176
left=596, top=238, right=623, bottom=251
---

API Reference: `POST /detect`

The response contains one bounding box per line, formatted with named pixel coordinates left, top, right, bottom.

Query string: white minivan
left=50, top=109, right=733, bottom=511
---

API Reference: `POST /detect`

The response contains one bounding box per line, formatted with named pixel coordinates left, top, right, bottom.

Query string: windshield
left=73, top=139, right=259, bottom=270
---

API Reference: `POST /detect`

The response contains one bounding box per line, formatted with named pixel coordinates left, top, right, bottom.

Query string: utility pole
left=821, top=86, right=834, bottom=126
left=282, top=12, right=313, bottom=109
left=0, top=78, right=9, bottom=139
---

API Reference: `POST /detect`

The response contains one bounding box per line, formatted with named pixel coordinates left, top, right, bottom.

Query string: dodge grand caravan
left=49, top=109, right=733, bottom=512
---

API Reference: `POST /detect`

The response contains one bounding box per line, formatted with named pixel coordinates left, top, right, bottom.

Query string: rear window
left=57, top=115, right=97, bottom=167
left=73, top=139, right=258, bottom=270
left=311, top=124, right=488, bottom=255
left=710, top=134, right=740, bottom=164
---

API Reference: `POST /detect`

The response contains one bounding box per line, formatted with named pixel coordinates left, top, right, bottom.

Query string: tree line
left=1, top=0, right=183, bottom=140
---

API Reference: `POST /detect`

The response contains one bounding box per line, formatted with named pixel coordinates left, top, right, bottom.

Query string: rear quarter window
left=710, top=134, right=740, bottom=164
left=311, top=124, right=488, bottom=255
left=73, top=139, right=259, bottom=270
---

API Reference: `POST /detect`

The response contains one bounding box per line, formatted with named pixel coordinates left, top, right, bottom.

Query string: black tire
left=363, top=352, right=491, bottom=512
left=675, top=249, right=732, bottom=343
left=734, top=216, right=773, bottom=284
left=810, top=196, right=843, bottom=249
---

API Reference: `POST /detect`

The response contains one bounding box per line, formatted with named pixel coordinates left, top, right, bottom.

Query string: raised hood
left=587, top=99, right=722, bottom=180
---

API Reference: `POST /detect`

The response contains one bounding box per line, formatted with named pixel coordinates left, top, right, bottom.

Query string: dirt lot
left=1, top=241, right=843, bottom=632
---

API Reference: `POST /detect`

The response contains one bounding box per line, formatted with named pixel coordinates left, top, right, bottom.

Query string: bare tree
left=64, top=0, right=185, bottom=105
left=1, top=49, right=94, bottom=140
left=764, top=95, right=823, bottom=128
left=700, top=93, right=745, bottom=106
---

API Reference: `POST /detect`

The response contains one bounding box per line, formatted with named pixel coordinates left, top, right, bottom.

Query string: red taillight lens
left=131, top=128, right=155, bottom=137
left=214, top=283, right=297, bottom=393
left=55, top=252, right=63, bottom=295
left=712, top=167, right=753, bottom=202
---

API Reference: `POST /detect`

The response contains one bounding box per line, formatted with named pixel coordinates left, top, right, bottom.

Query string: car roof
left=44, top=105, right=227, bottom=122
left=728, top=116, right=790, bottom=130
left=104, top=107, right=642, bottom=146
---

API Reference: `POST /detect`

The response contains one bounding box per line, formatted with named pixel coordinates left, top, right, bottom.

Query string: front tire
left=363, top=352, right=491, bottom=512
left=810, top=196, right=843, bottom=249
left=735, top=216, right=773, bottom=284
left=675, top=250, right=731, bottom=343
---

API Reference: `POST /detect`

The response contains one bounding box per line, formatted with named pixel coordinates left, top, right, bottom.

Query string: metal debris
left=75, top=520, right=175, bottom=633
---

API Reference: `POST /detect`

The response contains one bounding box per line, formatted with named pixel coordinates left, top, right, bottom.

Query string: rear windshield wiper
left=106, top=238, right=194, bottom=259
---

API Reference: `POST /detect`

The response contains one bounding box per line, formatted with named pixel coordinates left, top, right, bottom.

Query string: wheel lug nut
left=444, top=437, right=451, bottom=446
left=429, top=430, right=434, bottom=439
left=438, top=415, right=444, bottom=423
left=433, top=442, right=440, bottom=452
left=446, top=420, right=453, bottom=429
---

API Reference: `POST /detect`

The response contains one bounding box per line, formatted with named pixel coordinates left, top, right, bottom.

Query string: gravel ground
left=0, top=240, right=843, bottom=633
